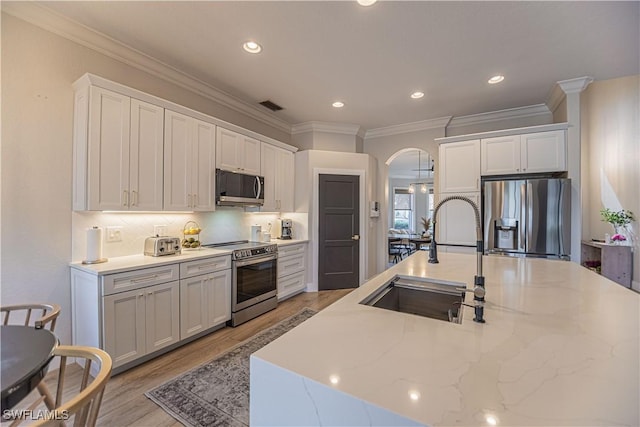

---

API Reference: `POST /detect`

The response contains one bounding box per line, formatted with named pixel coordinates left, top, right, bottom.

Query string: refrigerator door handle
left=558, top=180, right=571, bottom=258
left=520, top=181, right=527, bottom=252
left=558, top=182, right=565, bottom=257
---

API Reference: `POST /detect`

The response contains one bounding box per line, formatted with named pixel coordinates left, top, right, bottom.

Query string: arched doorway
left=385, top=148, right=435, bottom=266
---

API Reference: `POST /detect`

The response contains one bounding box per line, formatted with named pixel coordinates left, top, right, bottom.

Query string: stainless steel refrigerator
left=483, top=178, right=571, bottom=259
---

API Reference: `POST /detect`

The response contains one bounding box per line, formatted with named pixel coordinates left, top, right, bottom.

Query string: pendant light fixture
left=408, top=150, right=429, bottom=194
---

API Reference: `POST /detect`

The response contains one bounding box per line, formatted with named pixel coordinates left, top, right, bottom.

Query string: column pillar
left=557, top=77, right=593, bottom=263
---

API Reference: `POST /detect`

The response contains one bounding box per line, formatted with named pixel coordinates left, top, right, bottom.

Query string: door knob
left=351, top=235, right=360, bottom=241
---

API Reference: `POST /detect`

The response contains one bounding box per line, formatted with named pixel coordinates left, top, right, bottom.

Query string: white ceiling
left=29, top=1, right=638, bottom=134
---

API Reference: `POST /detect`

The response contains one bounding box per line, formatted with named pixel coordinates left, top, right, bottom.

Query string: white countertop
left=69, top=239, right=308, bottom=275
left=252, top=251, right=640, bottom=426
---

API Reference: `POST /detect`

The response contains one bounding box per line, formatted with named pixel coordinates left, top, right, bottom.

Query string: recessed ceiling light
left=332, top=101, right=345, bottom=108
left=357, top=0, right=377, bottom=6
left=411, top=91, right=425, bottom=99
left=243, top=41, right=262, bottom=54
left=488, top=75, right=505, bottom=84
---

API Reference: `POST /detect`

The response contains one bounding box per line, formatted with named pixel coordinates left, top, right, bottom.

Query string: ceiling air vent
left=259, top=100, right=284, bottom=112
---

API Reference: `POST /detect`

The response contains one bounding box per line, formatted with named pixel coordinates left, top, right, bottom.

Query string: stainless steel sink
left=360, top=276, right=467, bottom=324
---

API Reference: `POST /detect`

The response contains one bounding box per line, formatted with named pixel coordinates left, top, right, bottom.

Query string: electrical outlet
left=105, top=226, right=123, bottom=242
left=154, top=225, right=168, bottom=236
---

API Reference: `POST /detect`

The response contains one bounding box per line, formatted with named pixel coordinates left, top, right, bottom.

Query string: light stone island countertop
left=69, top=239, right=308, bottom=276
left=251, top=251, right=640, bottom=427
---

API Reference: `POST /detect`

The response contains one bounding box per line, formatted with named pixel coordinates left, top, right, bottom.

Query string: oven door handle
left=234, top=254, right=277, bottom=267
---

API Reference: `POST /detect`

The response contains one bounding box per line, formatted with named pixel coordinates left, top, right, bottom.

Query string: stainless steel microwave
left=215, top=169, right=264, bottom=206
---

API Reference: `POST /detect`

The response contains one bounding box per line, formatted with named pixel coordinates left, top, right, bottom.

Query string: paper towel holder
left=82, top=226, right=108, bottom=264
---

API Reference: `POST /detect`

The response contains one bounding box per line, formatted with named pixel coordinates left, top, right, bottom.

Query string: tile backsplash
left=72, top=208, right=308, bottom=261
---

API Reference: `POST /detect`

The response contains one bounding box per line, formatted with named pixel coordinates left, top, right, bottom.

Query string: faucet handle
left=464, top=285, right=486, bottom=299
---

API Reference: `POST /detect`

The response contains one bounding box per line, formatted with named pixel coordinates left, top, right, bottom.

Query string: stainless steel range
left=204, top=241, right=278, bottom=327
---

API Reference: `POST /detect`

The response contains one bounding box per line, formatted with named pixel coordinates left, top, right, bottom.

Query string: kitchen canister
left=251, top=225, right=262, bottom=242
left=83, top=226, right=108, bottom=264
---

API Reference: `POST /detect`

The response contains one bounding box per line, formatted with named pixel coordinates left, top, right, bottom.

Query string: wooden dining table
left=1, top=325, right=57, bottom=410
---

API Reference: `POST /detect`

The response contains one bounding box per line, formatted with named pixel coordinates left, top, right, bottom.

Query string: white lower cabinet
left=103, top=280, right=179, bottom=367
left=71, top=254, right=232, bottom=373
left=437, top=192, right=481, bottom=247
left=277, top=243, right=307, bottom=300
left=180, top=269, right=231, bottom=339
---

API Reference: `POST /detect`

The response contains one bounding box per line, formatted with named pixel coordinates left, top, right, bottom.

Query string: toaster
left=144, top=236, right=181, bottom=256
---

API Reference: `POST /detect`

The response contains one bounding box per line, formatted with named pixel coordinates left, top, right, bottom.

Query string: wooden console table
left=581, top=241, right=633, bottom=288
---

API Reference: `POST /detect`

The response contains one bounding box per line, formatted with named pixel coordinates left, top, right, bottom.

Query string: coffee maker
left=276, top=218, right=293, bottom=240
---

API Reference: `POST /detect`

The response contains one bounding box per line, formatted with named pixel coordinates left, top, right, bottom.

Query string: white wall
left=0, top=14, right=291, bottom=346
left=581, top=75, right=640, bottom=289
left=364, top=127, right=445, bottom=273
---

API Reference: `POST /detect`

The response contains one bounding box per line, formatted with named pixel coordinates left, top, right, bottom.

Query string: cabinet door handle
left=131, top=190, right=137, bottom=207
left=188, top=193, right=192, bottom=208
left=148, top=292, right=153, bottom=296
left=123, top=190, right=129, bottom=207
left=138, top=293, right=144, bottom=297
left=132, top=274, right=159, bottom=283
left=193, top=194, right=198, bottom=207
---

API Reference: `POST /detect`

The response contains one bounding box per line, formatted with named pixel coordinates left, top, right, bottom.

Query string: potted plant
left=600, top=208, right=635, bottom=244
left=420, top=217, right=432, bottom=237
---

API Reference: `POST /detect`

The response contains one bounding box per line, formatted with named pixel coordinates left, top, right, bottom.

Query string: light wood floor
left=21, top=290, right=352, bottom=427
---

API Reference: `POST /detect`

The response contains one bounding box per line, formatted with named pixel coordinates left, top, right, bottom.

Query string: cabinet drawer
left=180, top=256, right=231, bottom=279
left=102, top=264, right=179, bottom=296
left=278, top=243, right=306, bottom=258
left=277, top=271, right=306, bottom=299
left=278, top=253, right=305, bottom=278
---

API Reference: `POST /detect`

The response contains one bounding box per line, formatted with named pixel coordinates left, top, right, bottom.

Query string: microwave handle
left=254, top=176, right=262, bottom=199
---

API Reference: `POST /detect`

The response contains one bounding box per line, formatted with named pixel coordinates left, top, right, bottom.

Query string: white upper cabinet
left=439, top=139, right=481, bottom=193
left=129, top=99, right=165, bottom=210
left=72, top=74, right=295, bottom=212
left=164, top=110, right=216, bottom=211
left=216, top=127, right=261, bottom=175
left=74, top=86, right=164, bottom=211
left=520, top=130, right=566, bottom=173
left=481, top=130, right=566, bottom=176
left=261, top=142, right=294, bottom=212
left=480, top=135, right=521, bottom=176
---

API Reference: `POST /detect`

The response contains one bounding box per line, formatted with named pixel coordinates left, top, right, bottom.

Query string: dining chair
left=389, top=240, right=408, bottom=263
left=1, top=303, right=61, bottom=331
left=14, top=345, right=112, bottom=427
left=2, top=303, right=62, bottom=425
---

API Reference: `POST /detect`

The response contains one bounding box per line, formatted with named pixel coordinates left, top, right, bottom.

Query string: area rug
left=145, top=308, right=317, bottom=427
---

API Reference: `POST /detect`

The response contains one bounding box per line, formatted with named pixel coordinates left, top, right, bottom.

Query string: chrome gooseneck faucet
left=429, top=195, right=486, bottom=323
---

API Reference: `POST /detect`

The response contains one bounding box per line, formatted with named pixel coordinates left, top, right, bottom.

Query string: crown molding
left=2, top=2, right=292, bottom=134
left=364, top=116, right=452, bottom=140
left=546, top=84, right=567, bottom=114
left=435, top=122, right=569, bottom=144
left=291, top=121, right=365, bottom=138
left=447, top=104, right=551, bottom=129
left=557, top=76, right=594, bottom=94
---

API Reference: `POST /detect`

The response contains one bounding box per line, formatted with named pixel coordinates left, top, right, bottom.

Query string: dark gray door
left=318, top=174, right=359, bottom=290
